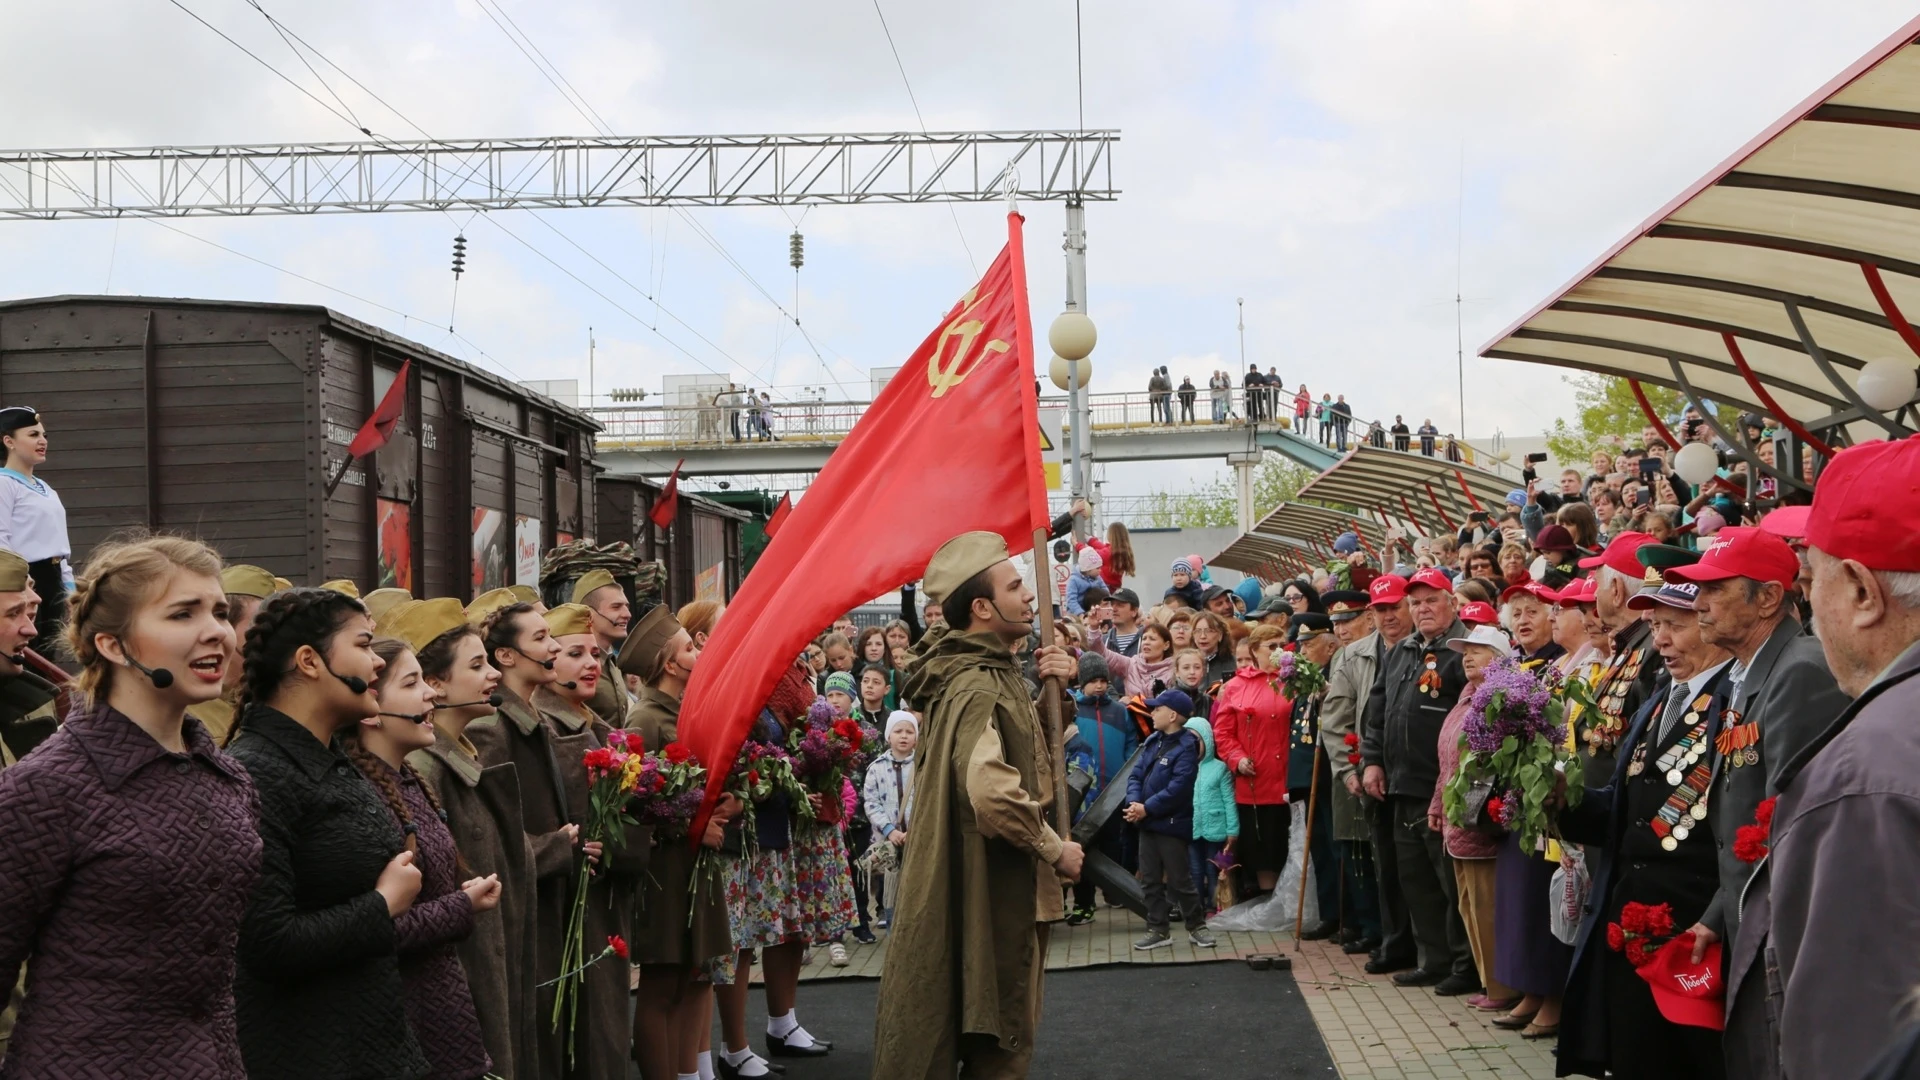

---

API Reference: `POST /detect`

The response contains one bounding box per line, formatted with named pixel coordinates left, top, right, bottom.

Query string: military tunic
left=1581, top=620, right=1660, bottom=782
left=622, top=686, right=733, bottom=969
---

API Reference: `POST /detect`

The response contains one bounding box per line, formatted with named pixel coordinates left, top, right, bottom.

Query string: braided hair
left=342, top=638, right=472, bottom=878
left=481, top=602, right=537, bottom=667
left=64, top=533, right=223, bottom=704
left=225, top=586, right=368, bottom=746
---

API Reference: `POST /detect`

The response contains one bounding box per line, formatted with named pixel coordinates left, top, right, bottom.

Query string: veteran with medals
left=1320, top=589, right=1385, bottom=954
left=1554, top=575, right=1734, bottom=1078
left=871, top=531, right=1085, bottom=1080
left=1577, top=532, right=1666, bottom=780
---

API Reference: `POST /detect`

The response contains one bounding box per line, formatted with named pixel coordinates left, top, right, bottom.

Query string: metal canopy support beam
left=1628, top=379, right=1683, bottom=450
left=1781, top=300, right=1909, bottom=438
left=0, top=130, right=1119, bottom=219
left=1664, top=356, right=1810, bottom=493
left=1722, top=333, right=1835, bottom=458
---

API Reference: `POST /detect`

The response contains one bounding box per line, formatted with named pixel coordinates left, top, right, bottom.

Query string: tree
left=1544, top=373, right=1699, bottom=463
left=1138, top=453, right=1315, bottom=528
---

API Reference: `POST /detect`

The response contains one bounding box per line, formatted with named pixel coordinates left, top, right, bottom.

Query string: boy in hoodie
left=1167, top=558, right=1206, bottom=609
left=1065, top=546, right=1105, bottom=616
left=1124, top=689, right=1214, bottom=949
left=1185, top=716, right=1239, bottom=916
left=854, top=662, right=890, bottom=729
left=861, top=712, right=917, bottom=930
left=1068, top=653, right=1139, bottom=925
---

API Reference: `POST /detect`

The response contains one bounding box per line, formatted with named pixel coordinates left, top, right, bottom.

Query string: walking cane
left=1293, top=739, right=1324, bottom=950
left=1031, top=527, right=1072, bottom=837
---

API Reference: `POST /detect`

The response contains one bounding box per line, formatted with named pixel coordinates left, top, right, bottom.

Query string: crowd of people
left=4, top=377, right=1920, bottom=1080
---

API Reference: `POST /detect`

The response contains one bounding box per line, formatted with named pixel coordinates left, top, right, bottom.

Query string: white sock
left=767, top=1010, right=797, bottom=1039
left=697, top=1050, right=715, bottom=1080
left=678, top=1073, right=700, bottom=1080
left=722, top=1046, right=773, bottom=1076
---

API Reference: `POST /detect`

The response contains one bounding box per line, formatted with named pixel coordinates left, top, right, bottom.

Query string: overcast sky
left=1, top=0, right=1913, bottom=496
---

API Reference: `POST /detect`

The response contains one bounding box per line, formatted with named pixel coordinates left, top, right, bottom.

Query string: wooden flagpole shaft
left=1032, top=526, right=1071, bottom=837
left=322, top=452, right=355, bottom=502
left=1294, top=739, right=1324, bottom=949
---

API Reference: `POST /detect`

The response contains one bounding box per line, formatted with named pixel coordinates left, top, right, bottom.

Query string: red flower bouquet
left=1344, top=731, right=1361, bottom=767
left=1606, top=901, right=1690, bottom=967
left=785, top=698, right=880, bottom=822
left=1733, top=796, right=1777, bottom=864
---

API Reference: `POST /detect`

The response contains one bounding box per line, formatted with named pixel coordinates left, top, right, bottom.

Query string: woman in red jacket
left=1209, top=623, right=1295, bottom=894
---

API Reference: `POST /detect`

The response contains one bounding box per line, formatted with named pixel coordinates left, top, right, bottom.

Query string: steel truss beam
left=0, top=130, right=1119, bottom=220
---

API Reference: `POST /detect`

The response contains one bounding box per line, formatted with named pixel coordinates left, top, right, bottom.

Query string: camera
left=1524, top=452, right=1549, bottom=465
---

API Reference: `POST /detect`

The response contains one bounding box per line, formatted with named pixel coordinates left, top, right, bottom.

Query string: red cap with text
left=1577, top=531, right=1655, bottom=578
left=1367, top=573, right=1408, bottom=606
left=1635, top=935, right=1726, bottom=1032
left=1804, top=435, right=1920, bottom=572
left=1664, top=527, right=1799, bottom=589
left=1406, top=567, right=1453, bottom=594
left=1757, top=504, right=1811, bottom=542
left=1458, top=601, right=1500, bottom=627
left=1499, top=581, right=1558, bottom=606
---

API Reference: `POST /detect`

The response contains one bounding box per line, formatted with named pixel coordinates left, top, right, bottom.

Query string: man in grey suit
left=1664, top=526, right=1848, bottom=960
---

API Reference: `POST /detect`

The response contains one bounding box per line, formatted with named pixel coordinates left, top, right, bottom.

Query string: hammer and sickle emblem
left=927, top=287, right=1011, bottom=398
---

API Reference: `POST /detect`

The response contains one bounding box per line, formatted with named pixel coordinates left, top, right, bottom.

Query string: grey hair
left=1881, top=570, right=1920, bottom=609
left=1599, top=565, right=1641, bottom=596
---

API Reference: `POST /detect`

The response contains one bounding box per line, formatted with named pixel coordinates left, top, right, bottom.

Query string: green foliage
left=1544, top=373, right=1697, bottom=465
left=1441, top=672, right=1594, bottom=852
left=1138, top=453, right=1316, bottom=528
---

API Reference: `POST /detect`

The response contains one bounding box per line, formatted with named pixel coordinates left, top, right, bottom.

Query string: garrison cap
left=616, top=603, right=684, bottom=678
left=507, top=584, right=542, bottom=607
left=543, top=603, right=593, bottom=639
left=466, top=587, right=521, bottom=627
left=319, top=579, right=361, bottom=599
left=271, top=576, right=293, bottom=592
left=362, top=588, right=413, bottom=622
left=570, top=569, right=618, bottom=605
left=923, top=531, right=1012, bottom=604
left=219, top=564, right=278, bottom=600
left=383, top=598, right=470, bottom=653
left=0, top=550, right=28, bottom=594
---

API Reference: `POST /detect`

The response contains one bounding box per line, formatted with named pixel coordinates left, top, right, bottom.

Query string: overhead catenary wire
left=872, top=0, right=977, bottom=277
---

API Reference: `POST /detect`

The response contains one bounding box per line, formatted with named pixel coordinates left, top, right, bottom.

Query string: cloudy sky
left=1, top=0, right=1913, bottom=496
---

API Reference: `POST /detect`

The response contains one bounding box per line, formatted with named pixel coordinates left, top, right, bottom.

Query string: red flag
left=648, top=460, right=683, bottom=530
left=346, top=359, right=413, bottom=457
left=678, top=213, right=1047, bottom=832
left=764, top=492, right=793, bottom=538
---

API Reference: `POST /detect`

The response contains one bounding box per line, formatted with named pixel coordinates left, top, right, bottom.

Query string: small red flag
left=679, top=212, right=1047, bottom=836
left=764, top=492, right=793, bottom=538
left=648, top=460, right=683, bottom=530
left=347, top=359, right=413, bottom=458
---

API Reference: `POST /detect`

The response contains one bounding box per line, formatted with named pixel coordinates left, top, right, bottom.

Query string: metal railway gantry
left=0, top=130, right=1118, bottom=219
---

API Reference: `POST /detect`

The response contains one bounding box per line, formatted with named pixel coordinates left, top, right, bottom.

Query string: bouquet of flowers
left=1733, top=796, right=1777, bottom=864
left=1268, top=648, right=1327, bottom=701
left=553, top=730, right=654, bottom=1055
left=785, top=697, right=880, bottom=823
left=1442, top=657, right=1588, bottom=852
left=723, top=734, right=808, bottom=846
left=628, top=742, right=708, bottom=838
left=1606, top=901, right=1693, bottom=966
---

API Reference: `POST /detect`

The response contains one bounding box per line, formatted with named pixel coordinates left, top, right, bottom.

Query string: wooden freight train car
left=596, top=472, right=747, bottom=611
left=0, top=295, right=599, bottom=600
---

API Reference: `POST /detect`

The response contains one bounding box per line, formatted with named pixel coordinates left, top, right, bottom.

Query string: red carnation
left=607, top=935, right=629, bottom=960
left=833, top=719, right=862, bottom=741
left=1754, top=795, right=1777, bottom=831
left=664, top=743, right=692, bottom=764
left=1485, top=795, right=1506, bottom=823
left=1625, top=937, right=1651, bottom=967
left=746, top=769, right=760, bottom=786
left=1606, top=922, right=1625, bottom=951
left=582, top=747, right=615, bottom=772
left=1347, top=752, right=1361, bottom=766
left=1733, top=824, right=1769, bottom=864
left=1620, top=903, right=1649, bottom=936
left=1343, top=732, right=1359, bottom=748
left=1644, top=903, right=1675, bottom=939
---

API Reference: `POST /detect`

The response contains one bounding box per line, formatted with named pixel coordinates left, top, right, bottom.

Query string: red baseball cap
left=1578, top=531, right=1655, bottom=577
left=1458, top=601, right=1499, bottom=626
left=1406, top=567, right=1453, bottom=594
left=1664, top=527, right=1798, bottom=589
left=1367, top=573, right=1408, bottom=606
left=1551, top=576, right=1598, bottom=606
left=1805, top=435, right=1920, bottom=572
left=1635, top=935, right=1725, bottom=1032
left=1499, top=581, right=1557, bottom=606
left=1758, top=504, right=1811, bottom=541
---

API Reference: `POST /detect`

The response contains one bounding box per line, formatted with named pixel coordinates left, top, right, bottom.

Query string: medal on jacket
left=1417, top=653, right=1443, bottom=698
left=1713, top=708, right=1762, bottom=769
left=1630, top=707, right=1714, bottom=850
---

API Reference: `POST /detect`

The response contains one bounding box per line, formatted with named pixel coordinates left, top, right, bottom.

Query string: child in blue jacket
left=1184, top=716, right=1239, bottom=915
left=1124, top=689, right=1214, bottom=949
left=1068, top=652, right=1139, bottom=925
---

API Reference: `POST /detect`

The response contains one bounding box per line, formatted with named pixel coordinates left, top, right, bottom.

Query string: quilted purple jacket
left=0, top=703, right=262, bottom=1079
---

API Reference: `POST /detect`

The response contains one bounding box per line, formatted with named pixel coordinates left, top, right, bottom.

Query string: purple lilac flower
left=1463, top=656, right=1562, bottom=754
left=1272, top=651, right=1296, bottom=680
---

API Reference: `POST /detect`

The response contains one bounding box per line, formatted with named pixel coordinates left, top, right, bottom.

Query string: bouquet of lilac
left=785, top=697, right=877, bottom=824
left=1442, top=656, right=1589, bottom=851
left=1267, top=647, right=1327, bottom=702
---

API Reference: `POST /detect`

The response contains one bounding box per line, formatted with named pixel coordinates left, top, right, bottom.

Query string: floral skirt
left=726, top=818, right=856, bottom=949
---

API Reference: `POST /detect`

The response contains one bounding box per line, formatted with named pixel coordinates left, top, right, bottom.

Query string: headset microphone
left=441, top=693, right=506, bottom=709
left=377, top=711, right=429, bottom=724
left=124, top=654, right=175, bottom=689
left=4, top=651, right=24, bottom=667
left=319, top=660, right=368, bottom=695
left=513, top=646, right=556, bottom=671
left=558, top=680, right=579, bottom=690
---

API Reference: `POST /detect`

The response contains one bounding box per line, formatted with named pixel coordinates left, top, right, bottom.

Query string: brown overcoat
left=408, top=728, right=540, bottom=1080
left=871, top=629, right=1064, bottom=1079
left=623, top=685, right=734, bottom=969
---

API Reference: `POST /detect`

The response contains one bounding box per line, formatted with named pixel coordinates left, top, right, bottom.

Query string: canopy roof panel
left=1211, top=532, right=1317, bottom=579
left=1481, top=15, right=1920, bottom=448
left=1293, top=445, right=1518, bottom=539
left=1249, top=502, right=1389, bottom=553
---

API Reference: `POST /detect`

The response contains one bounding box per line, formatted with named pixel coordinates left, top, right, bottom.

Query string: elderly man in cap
left=1725, top=437, right=1920, bottom=1080
left=571, top=569, right=633, bottom=727
left=1346, top=574, right=1419, bottom=970
left=1289, top=613, right=1346, bottom=940
left=1361, top=567, right=1476, bottom=993
left=1578, top=532, right=1666, bottom=779
left=0, top=548, right=58, bottom=1059
left=872, top=531, right=1085, bottom=1080
left=1555, top=569, right=1735, bottom=1078
left=1660, top=528, right=1846, bottom=969
left=1320, top=583, right=1392, bottom=958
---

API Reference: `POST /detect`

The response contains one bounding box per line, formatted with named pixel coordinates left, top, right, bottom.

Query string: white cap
left=1446, top=624, right=1514, bottom=657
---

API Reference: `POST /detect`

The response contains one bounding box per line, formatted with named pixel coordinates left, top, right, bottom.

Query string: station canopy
left=1210, top=530, right=1318, bottom=579
left=1293, top=445, right=1520, bottom=539
left=1480, top=15, right=1920, bottom=457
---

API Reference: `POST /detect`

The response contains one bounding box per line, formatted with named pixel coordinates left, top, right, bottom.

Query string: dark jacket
left=228, top=705, right=429, bottom=1080
left=1554, top=667, right=1733, bottom=1078
left=1725, top=641, right=1919, bottom=1080
left=1072, top=691, right=1139, bottom=789
left=1699, top=615, right=1847, bottom=946
left=1361, top=619, right=1468, bottom=797
left=0, top=704, right=261, bottom=1079
left=1126, top=727, right=1201, bottom=838
left=1584, top=619, right=1662, bottom=780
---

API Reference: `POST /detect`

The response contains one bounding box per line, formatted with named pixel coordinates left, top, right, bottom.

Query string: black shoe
left=765, top=1032, right=831, bottom=1058
left=851, top=927, right=877, bottom=945
left=716, top=1055, right=788, bottom=1079
left=1391, top=967, right=1447, bottom=987
left=1343, top=935, right=1381, bottom=955
left=1364, top=954, right=1416, bottom=975
left=1433, top=974, right=1483, bottom=997
left=1299, top=919, right=1340, bottom=941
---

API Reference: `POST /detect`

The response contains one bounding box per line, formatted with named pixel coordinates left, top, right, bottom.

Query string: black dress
left=228, top=705, right=429, bottom=1080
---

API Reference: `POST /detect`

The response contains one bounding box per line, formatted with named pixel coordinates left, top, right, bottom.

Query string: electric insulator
left=788, top=230, right=804, bottom=271
left=452, top=234, right=468, bottom=277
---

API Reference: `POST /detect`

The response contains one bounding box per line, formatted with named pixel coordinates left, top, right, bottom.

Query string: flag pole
left=1294, top=739, right=1324, bottom=949
left=322, top=453, right=354, bottom=502
left=1032, top=526, right=1071, bottom=837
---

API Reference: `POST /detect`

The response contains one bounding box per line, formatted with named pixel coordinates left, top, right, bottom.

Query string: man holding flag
left=871, top=531, right=1085, bottom=1079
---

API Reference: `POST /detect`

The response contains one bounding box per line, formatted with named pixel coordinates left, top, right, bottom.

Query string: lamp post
left=1050, top=197, right=1096, bottom=542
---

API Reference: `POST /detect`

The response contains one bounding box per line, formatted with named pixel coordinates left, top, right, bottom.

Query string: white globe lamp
left=1048, top=311, right=1097, bottom=362
left=1673, top=442, right=1719, bottom=485
left=1857, top=358, right=1918, bottom=413
left=1048, top=354, right=1091, bottom=392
